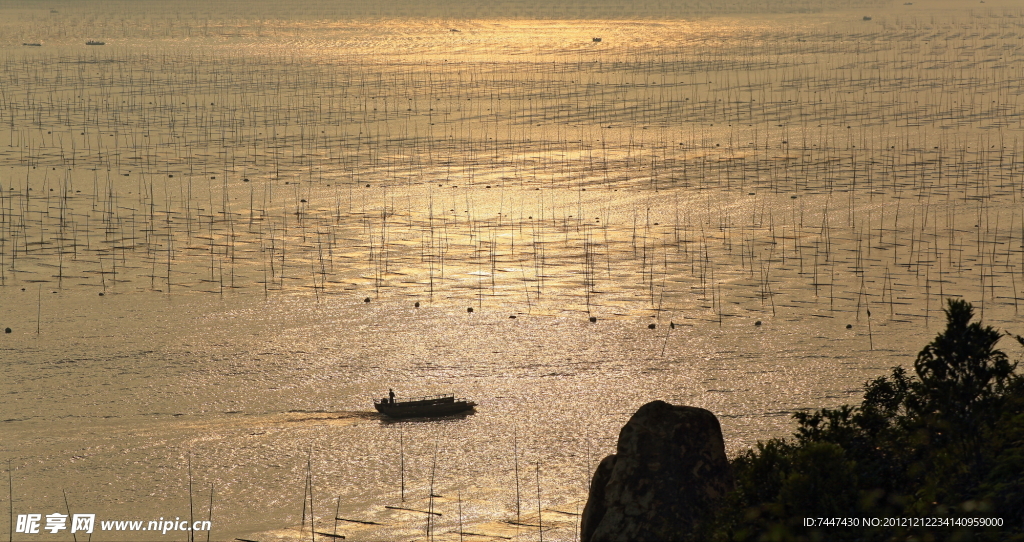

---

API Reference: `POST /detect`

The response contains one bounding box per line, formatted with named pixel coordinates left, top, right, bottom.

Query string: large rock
left=580, top=401, right=733, bottom=542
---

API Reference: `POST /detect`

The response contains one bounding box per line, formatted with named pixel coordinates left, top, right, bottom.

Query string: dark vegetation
left=706, top=299, right=1024, bottom=541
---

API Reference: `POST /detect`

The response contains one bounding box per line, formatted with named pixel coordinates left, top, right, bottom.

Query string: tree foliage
left=913, top=299, right=1016, bottom=426
left=705, top=299, right=1023, bottom=541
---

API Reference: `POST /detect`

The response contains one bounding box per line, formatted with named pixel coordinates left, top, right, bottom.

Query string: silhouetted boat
left=86, top=40, right=105, bottom=45
left=374, top=393, right=476, bottom=418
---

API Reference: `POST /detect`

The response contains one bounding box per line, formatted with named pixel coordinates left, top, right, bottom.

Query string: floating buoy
left=4, top=328, right=10, bottom=334
left=754, top=321, right=761, bottom=326
left=509, top=315, right=517, bottom=319
left=414, top=301, right=420, bottom=308
left=467, top=307, right=474, bottom=313
left=364, top=297, right=371, bottom=303
left=648, top=323, right=656, bottom=330
left=98, top=292, right=104, bottom=296
left=589, top=316, right=597, bottom=323
left=846, top=324, right=853, bottom=329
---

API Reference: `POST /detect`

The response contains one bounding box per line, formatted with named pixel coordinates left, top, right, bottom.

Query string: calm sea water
left=3, top=1, right=1024, bottom=540
left=3, top=288, right=929, bottom=541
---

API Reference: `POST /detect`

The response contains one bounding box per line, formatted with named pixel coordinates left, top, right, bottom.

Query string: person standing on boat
left=389, top=388, right=396, bottom=404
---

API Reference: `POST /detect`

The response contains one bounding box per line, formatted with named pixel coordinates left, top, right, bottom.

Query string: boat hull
left=374, top=399, right=476, bottom=418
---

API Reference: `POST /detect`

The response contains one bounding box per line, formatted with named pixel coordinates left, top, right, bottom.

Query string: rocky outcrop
left=580, top=401, right=733, bottom=542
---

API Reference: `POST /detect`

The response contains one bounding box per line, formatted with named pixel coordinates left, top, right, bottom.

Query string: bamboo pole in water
left=427, top=439, right=438, bottom=541
left=62, top=489, right=76, bottom=542
left=333, top=496, right=340, bottom=539
left=207, top=484, right=214, bottom=542
left=513, top=426, right=521, bottom=524
left=536, top=462, right=543, bottom=542
left=457, top=490, right=464, bottom=542
left=188, top=454, right=194, bottom=542
left=308, top=455, right=315, bottom=542
left=9, top=460, right=13, bottom=542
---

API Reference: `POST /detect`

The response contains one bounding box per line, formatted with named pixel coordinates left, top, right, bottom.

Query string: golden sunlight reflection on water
left=3, top=1, right=1024, bottom=539
left=2, top=288, right=964, bottom=540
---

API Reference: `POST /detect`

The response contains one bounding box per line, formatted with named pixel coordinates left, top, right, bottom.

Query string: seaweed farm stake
left=207, top=484, right=214, bottom=542
left=427, top=439, right=438, bottom=541
left=62, top=489, right=76, bottom=542
left=536, top=462, right=543, bottom=542
left=333, top=496, right=340, bottom=538
left=400, top=426, right=405, bottom=502
left=188, top=454, right=194, bottom=542
left=458, top=490, right=464, bottom=542
left=513, top=426, right=521, bottom=524
left=8, top=460, right=12, bottom=542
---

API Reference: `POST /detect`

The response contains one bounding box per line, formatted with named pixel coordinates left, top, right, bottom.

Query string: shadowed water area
left=2, top=0, right=1024, bottom=539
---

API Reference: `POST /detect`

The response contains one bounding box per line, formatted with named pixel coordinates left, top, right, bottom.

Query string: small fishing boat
left=374, top=393, right=476, bottom=418
left=86, top=40, right=105, bottom=45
